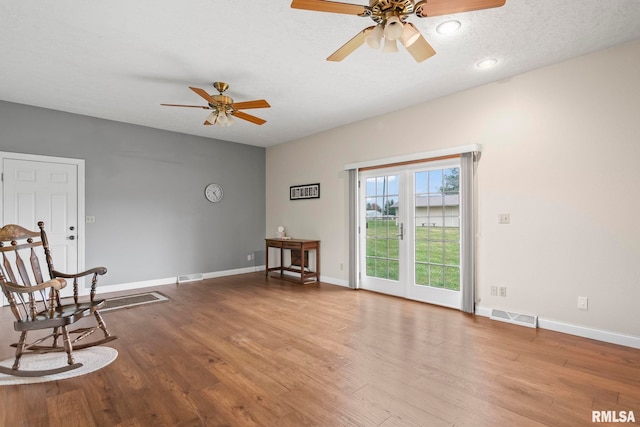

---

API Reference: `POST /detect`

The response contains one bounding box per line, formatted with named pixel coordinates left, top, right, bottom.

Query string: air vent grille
left=177, top=273, right=203, bottom=284
left=490, top=309, right=538, bottom=328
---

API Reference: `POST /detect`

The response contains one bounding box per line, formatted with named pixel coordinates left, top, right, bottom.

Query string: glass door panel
left=361, top=172, right=405, bottom=297
left=408, top=165, right=462, bottom=309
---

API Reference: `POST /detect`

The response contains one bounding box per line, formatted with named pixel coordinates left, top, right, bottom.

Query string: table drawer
left=282, top=242, right=302, bottom=250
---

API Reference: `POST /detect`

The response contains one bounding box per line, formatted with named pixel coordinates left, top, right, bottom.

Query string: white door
left=359, top=159, right=463, bottom=309
left=359, top=169, right=406, bottom=297
left=1, top=153, right=84, bottom=299
left=405, top=162, right=462, bottom=309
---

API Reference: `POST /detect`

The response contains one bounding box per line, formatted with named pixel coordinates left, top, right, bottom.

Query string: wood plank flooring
left=1, top=272, right=639, bottom=426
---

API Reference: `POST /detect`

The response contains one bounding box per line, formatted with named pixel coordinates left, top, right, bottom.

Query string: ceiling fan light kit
left=365, top=24, right=384, bottom=48
left=401, top=22, right=421, bottom=47
left=206, top=110, right=234, bottom=127
left=290, top=0, right=507, bottom=63
left=383, top=37, right=399, bottom=53
left=383, top=16, right=404, bottom=40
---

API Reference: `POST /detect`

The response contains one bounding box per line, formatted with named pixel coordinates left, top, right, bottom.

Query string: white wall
left=266, top=40, right=640, bottom=341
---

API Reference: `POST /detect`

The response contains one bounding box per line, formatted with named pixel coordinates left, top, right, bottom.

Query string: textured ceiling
left=1, top=0, right=640, bottom=147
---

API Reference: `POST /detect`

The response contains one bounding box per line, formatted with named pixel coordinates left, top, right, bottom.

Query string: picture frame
left=290, top=183, right=320, bottom=200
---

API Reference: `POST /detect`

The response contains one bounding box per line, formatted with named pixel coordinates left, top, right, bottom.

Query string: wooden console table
left=265, top=238, right=320, bottom=284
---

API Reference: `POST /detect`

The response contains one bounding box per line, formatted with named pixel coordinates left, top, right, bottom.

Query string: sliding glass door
left=359, top=159, right=463, bottom=309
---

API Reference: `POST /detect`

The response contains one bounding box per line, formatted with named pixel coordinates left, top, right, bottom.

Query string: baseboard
left=319, top=276, right=349, bottom=288
left=203, top=265, right=265, bottom=279
left=98, top=276, right=178, bottom=294
left=476, top=305, right=640, bottom=349
left=99, top=265, right=266, bottom=295
left=537, top=318, right=640, bottom=350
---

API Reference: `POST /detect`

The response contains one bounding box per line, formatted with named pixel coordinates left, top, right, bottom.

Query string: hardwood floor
left=1, top=273, right=639, bottom=426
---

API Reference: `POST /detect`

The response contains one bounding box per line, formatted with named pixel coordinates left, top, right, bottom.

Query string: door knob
left=68, top=235, right=75, bottom=240
left=69, top=226, right=75, bottom=231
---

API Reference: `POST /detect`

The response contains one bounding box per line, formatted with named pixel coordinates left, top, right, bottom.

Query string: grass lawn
left=366, top=219, right=460, bottom=290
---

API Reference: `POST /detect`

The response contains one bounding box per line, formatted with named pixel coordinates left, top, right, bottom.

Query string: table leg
left=280, top=246, right=284, bottom=277
left=316, top=242, right=320, bottom=282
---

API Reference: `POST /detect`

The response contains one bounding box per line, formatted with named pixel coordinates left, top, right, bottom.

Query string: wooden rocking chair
left=0, top=222, right=116, bottom=377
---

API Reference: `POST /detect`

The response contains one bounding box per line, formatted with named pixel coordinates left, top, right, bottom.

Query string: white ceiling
left=2, top=1, right=640, bottom=148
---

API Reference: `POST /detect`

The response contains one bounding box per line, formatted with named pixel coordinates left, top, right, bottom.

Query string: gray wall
left=0, top=100, right=265, bottom=286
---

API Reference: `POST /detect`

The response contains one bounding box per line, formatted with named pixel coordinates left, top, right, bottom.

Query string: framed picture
left=290, top=183, right=320, bottom=200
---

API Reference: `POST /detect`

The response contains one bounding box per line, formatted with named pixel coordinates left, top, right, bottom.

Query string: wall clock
left=204, top=183, right=223, bottom=203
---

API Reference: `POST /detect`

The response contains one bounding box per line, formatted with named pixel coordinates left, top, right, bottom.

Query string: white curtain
left=348, top=169, right=358, bottom=289
left=460, top=151, right=478, bottom=313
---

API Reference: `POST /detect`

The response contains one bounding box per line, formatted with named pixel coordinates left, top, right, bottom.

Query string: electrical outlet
left=498, top=213, right=510, bottom=224
left=499, top=287, right=507, bottom=297
left=577, top=296, right=588, bottom=310
left=85, top=216, right=96, bottom=223
left=247, top=253, right=254, bottom=261
left=490, top=286, right=498, bottom=296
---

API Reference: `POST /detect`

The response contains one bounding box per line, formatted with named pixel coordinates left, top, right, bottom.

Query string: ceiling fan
left=161, top=82, right=270, bottom=126
left=290, top=0, right=507, bottom=63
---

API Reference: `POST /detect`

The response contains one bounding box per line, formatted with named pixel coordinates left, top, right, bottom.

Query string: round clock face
left=205, top=183, right=223, bottom=203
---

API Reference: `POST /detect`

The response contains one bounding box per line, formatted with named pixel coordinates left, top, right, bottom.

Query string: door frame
left=0, top=151, right=86, bottom=302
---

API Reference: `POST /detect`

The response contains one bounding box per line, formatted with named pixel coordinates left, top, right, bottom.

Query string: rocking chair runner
left=0, top=222, right=116, bottom=377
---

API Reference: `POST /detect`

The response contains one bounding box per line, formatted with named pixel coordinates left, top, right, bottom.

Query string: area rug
left=102, top=291, right=169, bottom=312
left=0, top=346, right=118, bottom=385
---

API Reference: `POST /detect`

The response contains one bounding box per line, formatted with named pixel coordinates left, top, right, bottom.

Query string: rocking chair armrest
left=51, top=266, right=107, bottom=279
left=2, top=278, right=67, bottom=293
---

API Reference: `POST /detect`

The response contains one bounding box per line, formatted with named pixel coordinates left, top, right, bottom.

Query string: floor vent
left=177, top=273, right=203, bottom=284
left=490, top=309, right=538, bottom=328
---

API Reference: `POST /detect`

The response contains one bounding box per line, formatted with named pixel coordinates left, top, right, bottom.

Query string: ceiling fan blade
left=291, top=0, right=367, bottom=15
left=233, top=110, right=267, bottom=125
left=416, top=0, right=506, bottom=17
left=327, top=26, right=372, bottom=62
left=404, top=25, right=436, bottom=63
left=189, top=86, right=216, bottom=104
left=232, top=100, right=271, bottom=110
left=204, top=120, right=213, bottom=126
left=161, top=103, right=210, bottom=109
